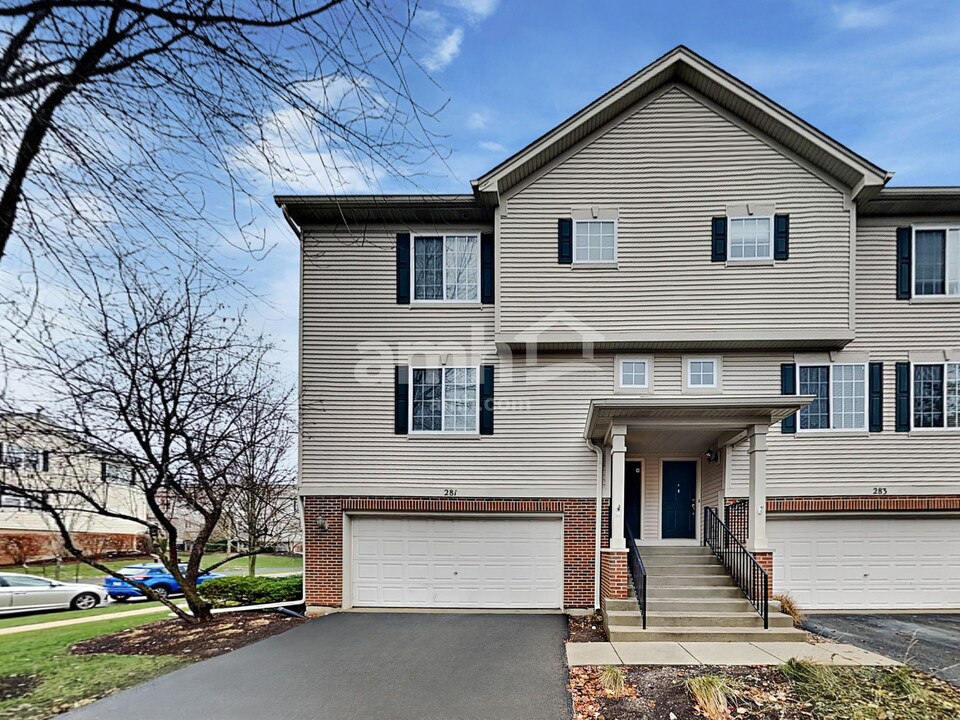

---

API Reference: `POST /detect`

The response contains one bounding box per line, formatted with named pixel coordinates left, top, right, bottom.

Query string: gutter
left=585, top=438, right=603, bottom=611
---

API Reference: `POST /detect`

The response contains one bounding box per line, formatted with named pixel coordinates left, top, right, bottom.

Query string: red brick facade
left=303, top=495, right=599, bottom=609
left=599, top=549, right=629, bottom=609
left=767, top=495, right=960, bottom=513
left=752, top=550, right=774, bottom=593
left=0, top=530, right=147, bottom=566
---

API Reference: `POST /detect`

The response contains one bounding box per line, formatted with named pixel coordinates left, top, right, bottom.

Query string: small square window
left=620, top=360, right=648, bottom=388
left=687, top=359, right=718, bottom=388
left=573, top=220, right=616, bottom=263
left=729, top=216, right=773, bottom=260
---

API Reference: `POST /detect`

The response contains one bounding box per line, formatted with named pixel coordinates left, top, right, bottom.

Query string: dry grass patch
left=685, top=675, right=741, bottom=720
left=771, top=593, right=805, bottom=627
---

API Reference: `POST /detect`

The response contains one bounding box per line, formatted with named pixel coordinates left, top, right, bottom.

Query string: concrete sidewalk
left=0, top=604, right=181, bottom=636
left=566, top=641, right=899, bottom=667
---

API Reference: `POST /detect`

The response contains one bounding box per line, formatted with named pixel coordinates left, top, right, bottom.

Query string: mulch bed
left=568, top=613, right=608, bottom=642
left=71, top=611, right=305, bottom=661
left=0, top=675, right=41, bottom=702
left=570, top=665, right=811, bottom=720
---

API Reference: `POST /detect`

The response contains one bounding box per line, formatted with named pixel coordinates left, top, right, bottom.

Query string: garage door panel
left=351, top=516, right=564, bottom=609
left=769, top=516, right=960, bottom=610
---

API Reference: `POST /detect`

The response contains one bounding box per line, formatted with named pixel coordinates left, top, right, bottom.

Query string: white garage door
left=351, top=516, right=563, bottom=609
left=768, top=515, right=960, bottom=610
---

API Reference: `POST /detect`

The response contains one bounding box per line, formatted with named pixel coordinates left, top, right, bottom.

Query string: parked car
left=0, top=572, right=108, bottom=613
left=104, top=563, right=224, bottom=601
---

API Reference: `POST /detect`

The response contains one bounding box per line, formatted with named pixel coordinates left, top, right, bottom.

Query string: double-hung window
left=728, top=216, right=773, bottom=260
left=798, top=364, right=866, bottom=431
left=914, top=228, right=960, bottom=297
left=913, top=362, right=960, bottom=429
left=1, top=444, right=40, bottom=470
left=573, top=220, right=616, bottom=263
left=411, top=367, right=479, bottom=433
left=103, top=462, right=133, bottom=484
left=413, top=235, right=479, bottom=302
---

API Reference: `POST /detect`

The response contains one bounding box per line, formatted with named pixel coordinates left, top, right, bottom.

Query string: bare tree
left=222, top=396, right=298, bottom=576
left=1, top=257, right=295, bottom=623
left=0, top=0, right=442, bottom=280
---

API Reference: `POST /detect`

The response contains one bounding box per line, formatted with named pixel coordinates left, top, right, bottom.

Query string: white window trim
left=408, top=365, right=481, bottom=435
left=796, top=362, right=868, bottom=433
left=727, top=215, right=774, bottom=262
left=572, top=218, right=618, bottom=266
left=410, top=234, right=481, bottom=304
left=911, top=225, right=960, bottom=299
left=910, top=361, right=960, bottom=432
left=683, top=356, right=721, bottom=392
left=615, top=356, right=653, bottom=393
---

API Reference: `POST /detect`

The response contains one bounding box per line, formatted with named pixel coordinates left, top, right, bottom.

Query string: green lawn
left=2, top=552, right=302, bottom=582
left=0, top=615, right=188, bottom=720
left=0, top=600, right=172, bottom=630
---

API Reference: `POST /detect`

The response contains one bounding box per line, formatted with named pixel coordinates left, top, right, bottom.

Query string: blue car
left=104, top=563, right=224, bottom=601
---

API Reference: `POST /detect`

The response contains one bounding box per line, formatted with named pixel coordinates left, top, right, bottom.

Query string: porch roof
left=583, top=395, right=815, bottom=442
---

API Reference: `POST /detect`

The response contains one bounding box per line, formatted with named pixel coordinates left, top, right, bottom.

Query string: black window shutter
left=396, top=233, right=411, bottom=304
left=780, top=363, right=797, bottom=434
left=394, top=366, right=409, bottom=435
left=100, top=461, right=107, bottom=482
left=558, top=219, right=573, bottom=264
left=896, top=227, right=912, bottom=300
left=895, top=362, right=910, bottom=432
left=480, top=233, right=495, bottom=304
left=774, top=214, right=790, bottom=261
left=868, top=362, right=883, bottom=432
left=479, top=365, right=494, bottom=435
left=41, top=451, right=50, bottom=472
left=711, top=217, right=727, bottom=262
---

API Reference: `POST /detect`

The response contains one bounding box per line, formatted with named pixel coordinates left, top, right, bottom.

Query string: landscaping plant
left=598, top=665, right=626, bottom=698
left=199, top=574, right=302, bottom=608
left=771, top=592, right=805, bottom=627
left=685, top=674, right=740, bottom=720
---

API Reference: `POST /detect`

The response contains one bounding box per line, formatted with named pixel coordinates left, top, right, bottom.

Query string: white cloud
left=467, top=111, right=489, bottom=130
left=442, top=0, right=499, bottom=21
left=832, top=2, right=893, bottom=29
left=424, top=28, right=464, bottom=72
left=478, top=141, right=506, bottom=153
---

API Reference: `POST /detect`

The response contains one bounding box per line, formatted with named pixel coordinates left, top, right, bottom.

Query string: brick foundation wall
left=752, top=550, right=774, bottom=594
left=768, top=495, right=960, bottom=513
left=599, top=549, right=629, bottom=609
left=303, top=495, right=599, bottom=610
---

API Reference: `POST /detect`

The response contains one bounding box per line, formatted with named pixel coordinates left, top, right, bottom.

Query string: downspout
left=585, top=438, right=603, bottom=611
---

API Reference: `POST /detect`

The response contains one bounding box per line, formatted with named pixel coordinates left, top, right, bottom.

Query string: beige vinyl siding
left=300, top=227, right=604, bottom=498
left=702, top=454, right=723, bottom=512
left=724, top=217, right=960, bottom=497
left=498, top=85, right=853, bottom=337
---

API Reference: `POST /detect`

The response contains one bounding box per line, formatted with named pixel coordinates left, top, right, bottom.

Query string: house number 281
left=443, top=488, right=458, bottom=497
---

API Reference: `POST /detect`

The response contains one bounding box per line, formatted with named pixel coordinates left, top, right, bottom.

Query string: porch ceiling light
left=704, top=449, right=720, bottom=464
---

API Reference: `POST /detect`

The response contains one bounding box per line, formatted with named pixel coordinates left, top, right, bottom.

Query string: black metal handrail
left=624, top=521, right=647, bottom=629
left=702, top=506, right=769, bottom=629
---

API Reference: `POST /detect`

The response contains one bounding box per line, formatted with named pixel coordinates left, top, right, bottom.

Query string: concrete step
left=606, top=625, right=808, bottom=643
left=636, top=545, right=712, bottom=556
left=646, top=564, right=728, bottom=577
left=642, top=555, right=720, bottom=567
left=647, top=585, right=744, bottom=598
left=611, top=611, right=794, bottom=629
left=646, top=597, right=759, bottom=613
left=604, top=598, right=641, bottom=612
left=648, top=574, right=737, bottom=587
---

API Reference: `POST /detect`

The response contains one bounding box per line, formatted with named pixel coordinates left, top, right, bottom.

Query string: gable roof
left=473, top=46, right=891, bottom=199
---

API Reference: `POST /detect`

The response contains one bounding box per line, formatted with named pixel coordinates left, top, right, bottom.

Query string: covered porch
left=585, top=396, right=812, bottom=607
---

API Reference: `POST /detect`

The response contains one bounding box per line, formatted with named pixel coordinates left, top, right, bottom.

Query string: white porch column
left=609, top=424, right=627, bottom=549
left=747, top=424, right=768, bottom=551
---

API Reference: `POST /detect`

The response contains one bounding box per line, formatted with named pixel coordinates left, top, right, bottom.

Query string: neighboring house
left=0, top=413, right=148, bottom=565
left=278, top=46, right=960, bottom=616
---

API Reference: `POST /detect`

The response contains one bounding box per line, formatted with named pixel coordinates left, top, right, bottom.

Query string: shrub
left=686, top=675, right=740, bottom=720
left=199, top=574, right=302, bottom=607
left=772, top=592, right=805, bottom=627
left=599, top=665, right=625, bottom=697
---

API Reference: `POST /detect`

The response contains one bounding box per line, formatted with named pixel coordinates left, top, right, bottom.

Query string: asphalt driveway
left=64, top=612, right=571, bottom=720
left=804, top=613, right=960, bottom=686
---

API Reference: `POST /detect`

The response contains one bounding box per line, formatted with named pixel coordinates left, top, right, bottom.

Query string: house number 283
left=873, top=487, right=888, bottom=495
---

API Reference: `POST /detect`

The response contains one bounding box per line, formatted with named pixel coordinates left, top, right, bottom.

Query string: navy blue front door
left=661, top=461, right=697, bottom=539
left=624, top=462, right=642, bottom=538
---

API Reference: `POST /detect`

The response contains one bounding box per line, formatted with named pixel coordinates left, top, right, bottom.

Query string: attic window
left=573, top=220, right=616, bottom=263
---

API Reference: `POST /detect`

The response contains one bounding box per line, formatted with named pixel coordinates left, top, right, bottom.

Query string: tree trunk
left=248, top=552, right=257, bottom=577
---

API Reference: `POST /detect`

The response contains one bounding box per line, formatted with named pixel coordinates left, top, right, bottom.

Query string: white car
left=0, top=571, right=109, bottom=613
